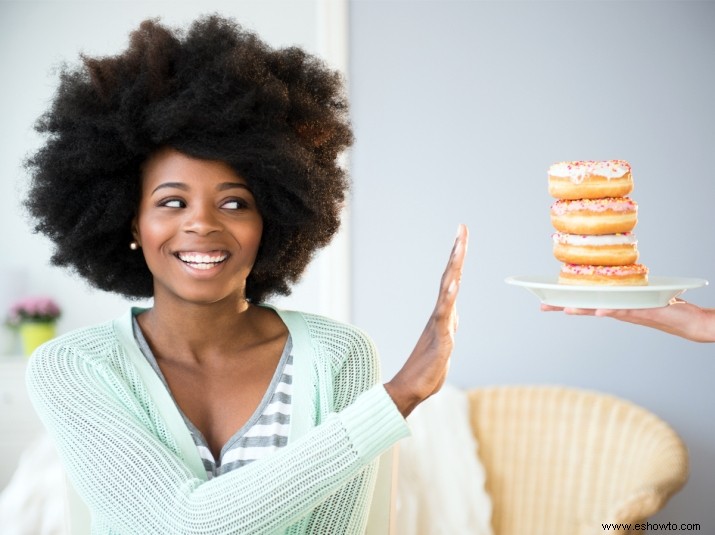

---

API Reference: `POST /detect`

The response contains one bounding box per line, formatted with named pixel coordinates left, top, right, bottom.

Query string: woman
left=24, top=15, right=468, bottom=534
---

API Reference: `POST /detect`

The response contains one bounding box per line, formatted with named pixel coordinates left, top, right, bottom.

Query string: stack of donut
left=548, top=160, right=649, bottom=285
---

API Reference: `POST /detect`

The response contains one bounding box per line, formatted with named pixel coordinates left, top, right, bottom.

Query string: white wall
left=0, top=0, right=348, bottom=355
left=350, top=0, right=715, bottom=527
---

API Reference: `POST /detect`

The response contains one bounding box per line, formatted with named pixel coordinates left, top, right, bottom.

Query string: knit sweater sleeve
left=25, top=324, right=409, bottom=534
left=291, top=315, right=400, bottom=534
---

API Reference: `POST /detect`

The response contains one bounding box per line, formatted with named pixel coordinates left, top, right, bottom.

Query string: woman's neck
left=137, top=293, right=264, bottom=364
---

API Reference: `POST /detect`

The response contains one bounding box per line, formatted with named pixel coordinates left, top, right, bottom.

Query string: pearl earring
left=130, top=241, right=139, bottom=250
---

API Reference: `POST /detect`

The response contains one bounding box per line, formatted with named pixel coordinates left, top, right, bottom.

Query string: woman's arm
left=541, top=298, right=715, bottom=342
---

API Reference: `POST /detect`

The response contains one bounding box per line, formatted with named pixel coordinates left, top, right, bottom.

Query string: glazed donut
left=558, top=263, right=649, bottom=286
left=552, top=232, right=639, bottom=266
left=551, top=197, right=637, bottom=235
left=548, top=160, right=633, bottom=200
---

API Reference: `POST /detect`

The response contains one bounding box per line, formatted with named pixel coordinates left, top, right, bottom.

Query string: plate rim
left=505, top=274, right=709, bottom=293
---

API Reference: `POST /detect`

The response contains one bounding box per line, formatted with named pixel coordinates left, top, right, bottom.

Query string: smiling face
left=133, top=147, right=263, bottom=307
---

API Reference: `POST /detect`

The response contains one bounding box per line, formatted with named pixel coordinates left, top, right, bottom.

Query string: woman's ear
left=130, top=218, right=141, bottom=247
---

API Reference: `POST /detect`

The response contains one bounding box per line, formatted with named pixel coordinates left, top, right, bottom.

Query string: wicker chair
left=467, top=386, right=689, bottom=535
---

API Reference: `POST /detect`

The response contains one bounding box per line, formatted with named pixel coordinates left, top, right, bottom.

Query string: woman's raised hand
left=384, top=224, right=469, bottom=418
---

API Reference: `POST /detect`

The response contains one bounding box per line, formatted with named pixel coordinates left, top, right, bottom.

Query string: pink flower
left=6, top=296, right=61, bottom=326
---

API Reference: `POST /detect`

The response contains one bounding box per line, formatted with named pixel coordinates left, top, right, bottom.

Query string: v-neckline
left=131, top=313, right=292, bottom=465
left=114, top=306, right=317, bottom=481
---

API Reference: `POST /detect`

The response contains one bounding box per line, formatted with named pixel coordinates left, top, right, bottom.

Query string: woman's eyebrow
left=151, top=182, right=188, bottom=195
left=151, top=181, right=251, bottom=195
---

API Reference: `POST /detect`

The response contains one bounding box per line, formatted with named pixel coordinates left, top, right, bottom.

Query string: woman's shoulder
left=38, top=319, right=119, bottom=355
left=307, top=313, right=374, bottom=345
left=25, top=318, right=123, bottom=406
left=269, top=306, right=372, bottom=342
left=272, top=307, right=378, bottom=366
left=27, top=312, right=131, bottom=377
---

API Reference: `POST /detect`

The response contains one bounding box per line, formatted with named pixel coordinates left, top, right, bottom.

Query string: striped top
left=132, top=315, right=293, bottom=479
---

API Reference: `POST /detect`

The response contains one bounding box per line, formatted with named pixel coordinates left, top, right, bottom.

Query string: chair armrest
left=607, top=447, right=689, bottom=523
left=608, top=483, right=682, bottom=523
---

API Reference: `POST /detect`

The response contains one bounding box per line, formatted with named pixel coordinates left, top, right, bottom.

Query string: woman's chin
left=152, top=284, right=247, bottom=309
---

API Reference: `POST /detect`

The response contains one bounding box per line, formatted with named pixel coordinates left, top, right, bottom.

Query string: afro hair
left=25, top=15, right=353, bottom=303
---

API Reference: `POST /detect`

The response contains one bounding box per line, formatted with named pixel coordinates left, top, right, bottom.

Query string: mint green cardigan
left=26, top=307, right=409, bottom=534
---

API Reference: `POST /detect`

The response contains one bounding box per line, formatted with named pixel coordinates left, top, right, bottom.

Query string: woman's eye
left=222, top=199, right=247, bottom=210
left=160, top=199, right=185, bottom=208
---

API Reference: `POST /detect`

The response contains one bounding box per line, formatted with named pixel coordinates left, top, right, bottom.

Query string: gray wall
left=350, top=0, right=715, bottom=527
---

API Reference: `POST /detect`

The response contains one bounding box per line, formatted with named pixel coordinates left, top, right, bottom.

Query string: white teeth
left=177, top=252, right=228, bottom=265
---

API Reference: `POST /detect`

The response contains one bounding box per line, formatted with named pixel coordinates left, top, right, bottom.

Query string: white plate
left=505, top=275, right=708, bottom=309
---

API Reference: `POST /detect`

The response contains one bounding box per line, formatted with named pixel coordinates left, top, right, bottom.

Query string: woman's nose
left=182, top=203, right=223, bottom=235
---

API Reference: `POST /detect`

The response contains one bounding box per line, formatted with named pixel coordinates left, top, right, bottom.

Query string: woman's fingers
left=435, top=224, right=468, bottom=316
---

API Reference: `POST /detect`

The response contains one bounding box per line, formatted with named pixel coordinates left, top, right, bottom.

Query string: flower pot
left=19, top=322, right=56, bottom=356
